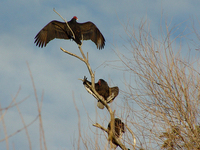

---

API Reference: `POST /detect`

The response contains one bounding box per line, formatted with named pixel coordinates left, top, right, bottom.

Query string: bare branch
left=0, top=87, right=21, bottom=123
left=73, top=92, right=81, bottom=150
left=60, top=38, right=130, bottom=149
left=60, top=47, right=85, bottom=62
left=125, top=124, right=136, bottom=150
left=0, top=104, right=9, bottom=149
left=0, top=95, right=30, bottom=111
left=53, top=8, right=75, bottom=39
left=61, top=44, right=127, bottom=149
left=0, top=115, right=39, bottom=142
left=93, top=123, right=108, bottom=133
left=13, top=97, right=32, bottom=150
left=27, top=62, right=47, bottom=150
left=93, top=121, right=129, bottom=150
left=56, top=10, right=129, bottom=149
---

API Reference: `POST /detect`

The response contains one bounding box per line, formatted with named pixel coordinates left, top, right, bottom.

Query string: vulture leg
left=79, top=34, right=84, bottom=47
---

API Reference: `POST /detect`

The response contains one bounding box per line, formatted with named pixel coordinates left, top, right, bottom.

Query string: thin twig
left=27, top=62, right=47, bottom=150
left=0, top=96, right=30, bottom=111
left=0, top=87, right=21, bottom=122
left=93, top=123, right=108, bottom=133
left=72, top=92, right=81, bottom=150
left=60, top=47, right=85, bottom=62
left=0, top=104, right=9, bottom=150
left=125, top=124, right=136, bottom=150
left=0, top=115, right=39, bottom=142
left=13, top=97, right=32, bottom=150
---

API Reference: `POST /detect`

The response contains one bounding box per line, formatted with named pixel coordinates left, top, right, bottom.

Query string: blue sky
left=0, top=0, right=200, bottom=149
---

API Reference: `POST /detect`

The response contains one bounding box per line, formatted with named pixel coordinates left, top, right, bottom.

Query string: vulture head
left=72, top=16, right=78, bottom=22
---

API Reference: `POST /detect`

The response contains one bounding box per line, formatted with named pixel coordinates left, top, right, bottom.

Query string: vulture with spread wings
left=34, top=16, right=105, bottom=49
left=83, top=77, right=119, bottom=109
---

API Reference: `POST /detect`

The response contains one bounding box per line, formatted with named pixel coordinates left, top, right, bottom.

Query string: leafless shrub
left=117, top=18, right=200, bottom=149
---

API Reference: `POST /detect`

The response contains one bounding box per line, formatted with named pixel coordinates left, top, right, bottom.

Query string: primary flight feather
left=34, top=16, right=105, bottom=49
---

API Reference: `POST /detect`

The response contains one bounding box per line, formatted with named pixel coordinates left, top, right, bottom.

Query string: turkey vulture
left=83, top=77, right=119, bottom=109
left=107, top=118, right=125, bottom=149
left=34, top=16, right=105, bottom=49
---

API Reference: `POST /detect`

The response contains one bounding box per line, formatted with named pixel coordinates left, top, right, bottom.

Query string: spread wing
left=78, top=22, right=105, bottom=49
left=34, top=21, right=70, bottom=48
left=107, top=86, right=119, bottom=103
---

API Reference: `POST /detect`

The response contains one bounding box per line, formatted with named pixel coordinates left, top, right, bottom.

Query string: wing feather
left=34, top=21, right=70, bottom=48
left=107, top=86, right=119, bottom=103
left=78, top=22, right=105, bottom=49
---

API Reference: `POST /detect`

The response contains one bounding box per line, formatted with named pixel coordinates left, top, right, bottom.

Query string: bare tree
left=116, top=19, right=200, bottom=149
left=53, top=9, right=132, bottom=150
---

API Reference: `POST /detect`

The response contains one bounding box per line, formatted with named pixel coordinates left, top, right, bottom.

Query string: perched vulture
left=34, top=16, right=105, bottom=49
left=107, top=118, right=125, bottom=149
left=83, top=77, right=119, bottom=109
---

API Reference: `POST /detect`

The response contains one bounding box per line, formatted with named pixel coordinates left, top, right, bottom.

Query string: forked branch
left=61, top=45, right=128, bottom=150
left=93, top=122, right=129, bottom=150
left=56, top=10, right=128, bottom=150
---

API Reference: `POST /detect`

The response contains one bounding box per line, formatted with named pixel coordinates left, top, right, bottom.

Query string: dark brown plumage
left=34, top=16, right=105, bottom=49
left=83, top=77, right=119, bottom=109
left=95, top=79, right=109, bottom=100
left=107, top=118, right=125, bottom=149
